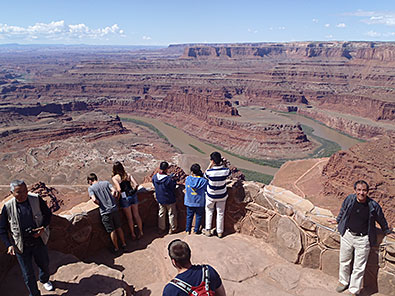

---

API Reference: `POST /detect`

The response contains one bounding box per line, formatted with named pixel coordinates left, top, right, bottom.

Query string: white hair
left=10, top=180, right=26, bottom=192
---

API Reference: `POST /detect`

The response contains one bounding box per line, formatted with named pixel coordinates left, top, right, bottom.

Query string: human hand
left=7, top=246, right=15, bottom=256
left=327, top=218, right=337, bottom=225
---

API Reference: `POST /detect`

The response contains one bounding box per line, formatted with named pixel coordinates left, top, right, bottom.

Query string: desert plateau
left=0, top=41, right=394, bottom=295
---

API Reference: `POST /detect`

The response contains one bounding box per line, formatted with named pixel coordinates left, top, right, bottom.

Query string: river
left=120, top=109, right=362, bottom=176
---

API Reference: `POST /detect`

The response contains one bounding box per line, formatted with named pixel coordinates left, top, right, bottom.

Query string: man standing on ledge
left=152, top=161, right=177, bottom=234
left=204, top=152, right=231, bottom=238
left=0, top=180, right=53, bottom=296
left=335, top=180, right=392, bottom=296
left=87, top=173, right=127, bottom=252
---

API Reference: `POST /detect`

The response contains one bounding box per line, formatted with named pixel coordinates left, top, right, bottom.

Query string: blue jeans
left=16, top=240, right=50, bottom=296
left=186, top=206, right=204, bottom=233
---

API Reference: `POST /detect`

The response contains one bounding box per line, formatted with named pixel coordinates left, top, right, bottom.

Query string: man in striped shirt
left=204, top=152, right=231, bottom=238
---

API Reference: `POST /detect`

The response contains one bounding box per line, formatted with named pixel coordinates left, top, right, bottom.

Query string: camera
left=25, top=227, right=38, bottom=235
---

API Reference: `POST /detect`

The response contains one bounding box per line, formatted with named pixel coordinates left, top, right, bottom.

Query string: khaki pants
left=158, top=203, right=177, bottom=231
left=339, top=229, right=371, bottom=294
left=205, top=198, right=226, bottom=234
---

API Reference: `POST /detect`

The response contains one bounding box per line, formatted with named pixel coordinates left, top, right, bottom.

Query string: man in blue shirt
left=162, top=239, right=226, bottom=296
left=334, top=180, right=392, bottom=296
left=0, top=180, right=53, bottom=296
left=152, top=162, right=177, bottom=234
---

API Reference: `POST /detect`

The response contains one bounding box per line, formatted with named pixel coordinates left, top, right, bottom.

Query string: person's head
left=190, top=163, right=203, bottom=177
left=87, top=173, right=98, bottom=185
left=210, top=151, right=222, bottom=165
left=159, top=161, right=169, bottom=173
left=112, top=161, right=127, bottom=179
left=168, top=239, right=192, bottom=269
left=10, top=180, right=28, bottom=202
left=354, top=180, right=369, bottom=202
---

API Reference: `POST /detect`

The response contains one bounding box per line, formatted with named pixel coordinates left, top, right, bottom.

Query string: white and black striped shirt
left=204, top=165, right=231, bottom=201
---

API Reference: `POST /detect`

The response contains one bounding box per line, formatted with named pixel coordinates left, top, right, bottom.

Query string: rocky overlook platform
left=1, top=180, right=394, bottom=295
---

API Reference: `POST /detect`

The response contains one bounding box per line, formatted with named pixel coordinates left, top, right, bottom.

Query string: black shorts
left=101, top=211, right=122, bottom=233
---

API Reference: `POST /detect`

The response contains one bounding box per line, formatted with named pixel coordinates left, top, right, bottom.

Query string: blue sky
left=0, top=0, right=394, bottom=45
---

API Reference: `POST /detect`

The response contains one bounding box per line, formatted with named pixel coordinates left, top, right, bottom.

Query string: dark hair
left=160, top=161, right=169, bottom=171
left=190, top=163, right=203, bottom=177
left=168, top=239, right=191, bottom=268
left=112, top=161, right=127, bottom=180
left=210, top=151, right=222, bottom=165
left=87, top=173, right=98, bottom=182
left=354, top=180, right=369, bottom=191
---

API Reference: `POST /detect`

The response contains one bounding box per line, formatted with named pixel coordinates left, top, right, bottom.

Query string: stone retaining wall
left=1, top=181, right=393, bottom=295
left=232, top=181, right=395, bottom=295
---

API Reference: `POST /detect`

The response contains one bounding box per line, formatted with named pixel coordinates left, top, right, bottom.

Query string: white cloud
left=366, top=30, right=381, bottom=37
left=325, top=34, right=334, bottom=39
left=346, top=10, right=395, bottom=26
left=247, top=28, right=258, bottom=33
left=0, top=20, right=125, bottom=41
left=142, top=35, right=152, bottom=40
left=312, top=18, right=319, bottom=23
left=336, top=23, right=346, bottom=28
left=324, top=24, right=330, bottom=28
left=278, top=26, right=286, bottom=30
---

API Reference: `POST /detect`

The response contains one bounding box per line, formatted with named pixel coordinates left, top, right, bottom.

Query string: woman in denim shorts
left=112, top=161, right=143, bottom=239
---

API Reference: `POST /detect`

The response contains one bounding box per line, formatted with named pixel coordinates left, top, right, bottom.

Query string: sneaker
left=168, top=228, right=177, bottom=234
left=217, top=232, right=224, bottom=238
left=186, top=231, right=191, bottom=235
left=335, top=282, right=348, bottom=293
left=203, top=229, right=212, bottom=237
left=43, top=281, right=54, bottom=291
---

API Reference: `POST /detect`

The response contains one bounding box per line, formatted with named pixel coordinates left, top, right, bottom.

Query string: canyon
left=0, top=42, right=394, bottom=295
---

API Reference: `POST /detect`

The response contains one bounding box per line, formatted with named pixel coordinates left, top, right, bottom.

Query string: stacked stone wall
left=230, top=181, right=395, bottom=295
left=0, top=181, right=393, bottom=295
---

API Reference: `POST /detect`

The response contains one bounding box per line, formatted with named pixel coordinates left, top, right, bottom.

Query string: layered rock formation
left=182, top=42, right=395, bottom=62
left=322, top=135, right=395, bottom=226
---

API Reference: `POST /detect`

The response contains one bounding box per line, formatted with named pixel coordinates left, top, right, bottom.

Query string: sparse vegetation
left=240, top=169, right=274, bottom=185
left=188, top=144, right=205, bottom=154
left=120, top=117, right=183, bottom=153
left=206, top=143, right=286, bottom=168
left=300, top=124, right=342, bottom=158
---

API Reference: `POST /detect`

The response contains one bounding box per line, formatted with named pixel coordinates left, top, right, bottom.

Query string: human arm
left=375, top=204, right=391, bottom=235
left=88, top=187, right=100, bottom=206
left=112, top=175, right=121, bottom=198
left=215, top=284, right=226, bottom=296
left=129, top=174, right=139, bottom=190
left=0, top=205, right=12, bottom=249
left=336, top=195, right=350, bottom=224
left=32, top=196, right=52, bottom=238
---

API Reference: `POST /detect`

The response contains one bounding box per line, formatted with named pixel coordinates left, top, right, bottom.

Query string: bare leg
left=116, top=227, right=126, bottom=246
left=122, top=207, right=136, bottom=239
left=110, top=231, right=119, bottom=250
left=131, top=204, right=143, bottom=237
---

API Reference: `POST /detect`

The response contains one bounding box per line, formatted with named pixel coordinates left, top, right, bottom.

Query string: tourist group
left=0, top=151, right=392, bottom=296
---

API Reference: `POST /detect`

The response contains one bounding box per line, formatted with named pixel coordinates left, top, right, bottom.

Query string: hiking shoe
left=335, top=282, right=348, bottom=293
left=203, top=229, right=212, bottom=237
left=43, top=281, right=54, bottom=291
left=186, top=231, right=191, bottom=235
